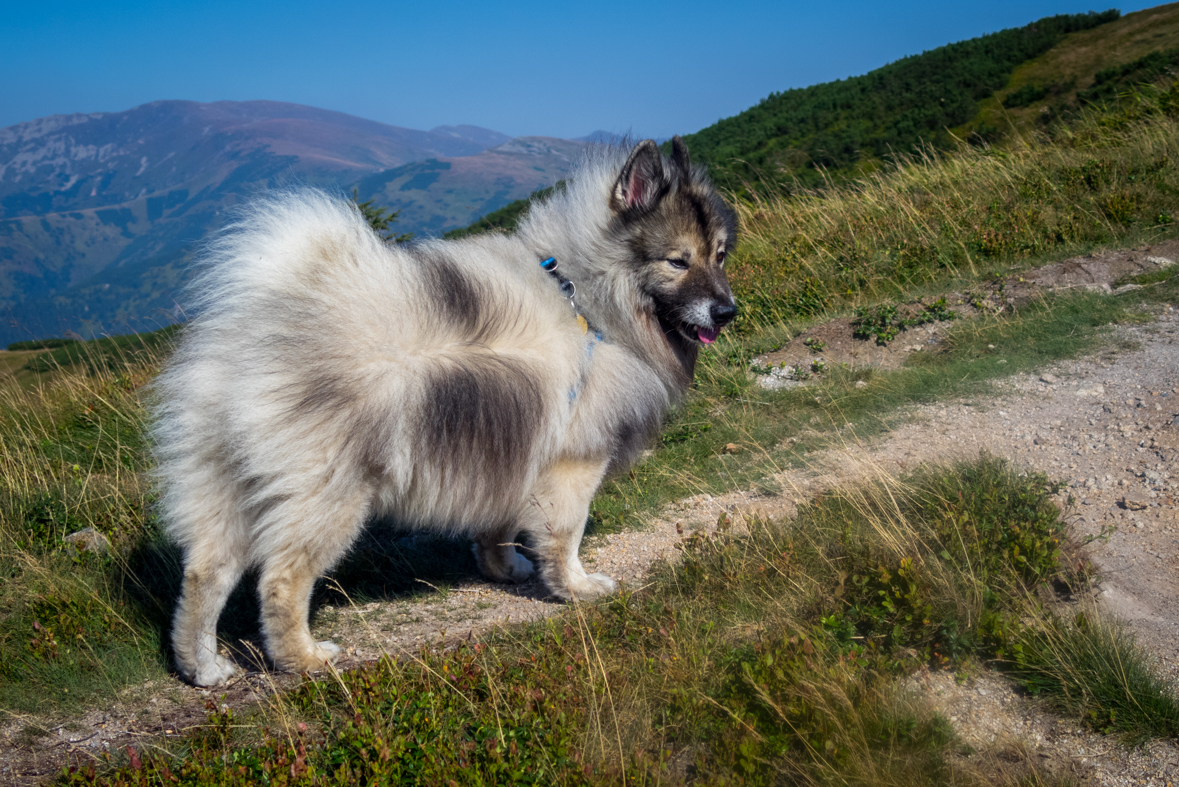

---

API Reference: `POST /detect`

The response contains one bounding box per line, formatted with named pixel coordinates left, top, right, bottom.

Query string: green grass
left=996, top=605, right=1179, bottom=744
left=20, top=325, right=179, bottom=375
left=62, top=457, right=1139, bottom=786
left=724, top=85, right=1179, bottom=331
left=0, top=339, right=174, bottom=714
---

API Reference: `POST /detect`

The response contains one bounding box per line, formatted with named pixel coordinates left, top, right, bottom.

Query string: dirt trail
left=2, top=244, right=1178, bottom=785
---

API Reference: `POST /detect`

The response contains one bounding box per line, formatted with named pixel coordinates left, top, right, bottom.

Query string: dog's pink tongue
left=698, top=326, right=719, bottom=344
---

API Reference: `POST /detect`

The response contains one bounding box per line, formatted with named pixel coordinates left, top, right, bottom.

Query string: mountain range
left=6, top=3, right=1179, bottom=344
left=0, top=100, right=581, bottom=343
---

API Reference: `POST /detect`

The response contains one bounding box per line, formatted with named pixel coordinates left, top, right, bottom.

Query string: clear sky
left=0, top=1, right=1164, bottom=139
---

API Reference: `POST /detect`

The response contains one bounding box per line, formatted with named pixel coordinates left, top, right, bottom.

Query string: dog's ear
left=670, top=136, right=691, bottom=179
left=612, top=139, right=669, bottom=217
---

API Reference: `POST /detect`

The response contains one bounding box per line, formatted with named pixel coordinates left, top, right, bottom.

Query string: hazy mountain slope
left=352, top=137, right=584, bottom=236
left=678, top=10, right=1119, bottom=192
left=0, top=135, right=582, bottom=344
left=0, top=101, right=517, bottom=343
left=0, top=101, right=507, bottom=219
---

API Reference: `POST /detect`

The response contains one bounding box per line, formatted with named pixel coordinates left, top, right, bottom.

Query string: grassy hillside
left=968, top=3, right=1179, bottom=136
left=447, top=5, right=1179, bottom=240
left=678, top=10, right=1118, bottom=193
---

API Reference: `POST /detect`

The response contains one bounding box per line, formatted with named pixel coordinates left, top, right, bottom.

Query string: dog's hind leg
left=520, top=457, right=616, bottom=601
left=256, top=488, right=370, bottom=674
left=473, top=525, right=536, bottom=584
left=172, top=515, right=249, bottom=687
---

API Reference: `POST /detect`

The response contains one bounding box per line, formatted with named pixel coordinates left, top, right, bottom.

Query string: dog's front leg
left=520, top=457, right=616, bottom=601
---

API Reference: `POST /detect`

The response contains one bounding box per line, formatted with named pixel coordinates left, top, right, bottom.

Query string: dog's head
left=610, top=137, right=738, bottom=347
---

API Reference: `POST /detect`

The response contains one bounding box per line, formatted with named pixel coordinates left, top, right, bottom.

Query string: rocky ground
left=1, top=243, right=1178, bottom=785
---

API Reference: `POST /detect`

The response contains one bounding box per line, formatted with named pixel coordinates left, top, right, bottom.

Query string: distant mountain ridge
left=352, top=136, right=584, bottom=236
left=0, top=100, right=510, bottom=217
left=0, top=100, right=574, bottom=344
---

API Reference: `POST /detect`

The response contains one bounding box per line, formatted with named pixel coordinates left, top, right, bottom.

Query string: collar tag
left=541, top=255, right=597, bottom=335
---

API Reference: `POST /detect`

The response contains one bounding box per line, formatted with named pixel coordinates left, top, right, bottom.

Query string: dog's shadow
left=122, top=517, right=555, bottom=679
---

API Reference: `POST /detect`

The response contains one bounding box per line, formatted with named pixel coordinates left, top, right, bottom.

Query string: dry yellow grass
left=726, top=105, right=1179, bottom=327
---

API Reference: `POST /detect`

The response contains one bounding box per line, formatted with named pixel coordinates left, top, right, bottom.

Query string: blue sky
left=0, top=1, right=1162, bottom=139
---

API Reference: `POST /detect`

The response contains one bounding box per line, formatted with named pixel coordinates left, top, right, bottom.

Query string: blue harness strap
left=568, top=329, right=603, bottom=403
left=540, top=257, right=603, bottom=403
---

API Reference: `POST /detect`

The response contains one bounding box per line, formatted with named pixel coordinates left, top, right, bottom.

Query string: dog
left=151, top=137, right=738, bottom=687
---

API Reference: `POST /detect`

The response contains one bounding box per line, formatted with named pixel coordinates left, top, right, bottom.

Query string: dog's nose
left=711, top=302, right=737, bottom=327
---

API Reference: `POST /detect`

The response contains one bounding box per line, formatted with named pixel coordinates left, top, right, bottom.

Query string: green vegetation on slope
left=723, top=81, right=1179, bottom=328
left=0, top=339, right=175, bottom=714
left=973, top=2, right=1179, bottom=136
left=442, top=182, right=564, bottom=240
left=679, top=10, right=1118, bottom=192
left=1079, top=45, right=1179, bottom=103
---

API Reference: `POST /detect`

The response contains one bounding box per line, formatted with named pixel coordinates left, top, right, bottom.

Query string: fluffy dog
left=152, top=138, right=737, bottom=687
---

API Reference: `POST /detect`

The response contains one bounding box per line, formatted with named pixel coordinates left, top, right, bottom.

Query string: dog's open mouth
left=679, top=321, right=720, bottom=345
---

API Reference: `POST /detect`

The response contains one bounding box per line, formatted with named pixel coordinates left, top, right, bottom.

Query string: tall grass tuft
left=0, top=334, right=175, bottom=713
left=998, top=604, right=1179, bottom=744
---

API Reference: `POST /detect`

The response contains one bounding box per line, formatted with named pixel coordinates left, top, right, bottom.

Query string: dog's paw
left=191, top=654, right=239, bottom=687
left=278, top=640, right=341, bottom=674
left=506, top=550, right=536, bottom=583
left=475, top=542, right=535, bottom=583
left=313, top=640, right=341, bottom=663
left=568, top=572, right=617, bottom=600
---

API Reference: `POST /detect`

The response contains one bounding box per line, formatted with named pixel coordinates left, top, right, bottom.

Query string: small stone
left=1114, top=284, right=1143, bottom=294
left=1040, top=373, right=1059, bottom=384
left=722, top=443, right=741, bottom=454
left=854, top=380, right=868, bottom=388
left=63, top=527, right=111, bottom=556
left=1148, top=255, right=1176, bottom=268
left=1121, top=493, right=1150, bottom=511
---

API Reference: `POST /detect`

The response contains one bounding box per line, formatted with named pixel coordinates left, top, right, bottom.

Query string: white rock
left=63, top=527, right=111, bottom=555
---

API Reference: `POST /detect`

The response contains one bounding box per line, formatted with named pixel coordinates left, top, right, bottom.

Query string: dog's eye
left=668, top=258, right=689, bottom=270
left=716, top=250, right=727, bottom=266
